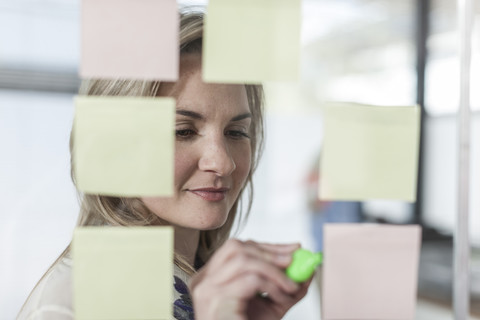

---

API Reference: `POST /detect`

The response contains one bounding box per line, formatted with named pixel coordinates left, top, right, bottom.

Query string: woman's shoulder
left=17, top=256, right=74, bottom=320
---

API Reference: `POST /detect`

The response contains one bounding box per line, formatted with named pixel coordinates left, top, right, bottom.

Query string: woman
left=19, top=9, right=311, bottom=320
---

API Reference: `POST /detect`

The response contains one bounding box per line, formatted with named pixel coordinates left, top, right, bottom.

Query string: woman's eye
left=175, top=129, right=196, bottom=138
left=226, top=130, right=250, bottom=139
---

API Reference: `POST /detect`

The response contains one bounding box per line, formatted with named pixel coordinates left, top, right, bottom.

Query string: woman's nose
left=198, top=136, right=236, bottom=176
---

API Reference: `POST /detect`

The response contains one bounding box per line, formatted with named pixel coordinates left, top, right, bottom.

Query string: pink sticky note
left=81, top=0, right=178, bottom=80
left=323, top=224, right=422, bottom=320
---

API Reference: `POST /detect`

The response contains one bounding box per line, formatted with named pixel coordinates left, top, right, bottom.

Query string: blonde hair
left=69, top=9, right=264, bottom=274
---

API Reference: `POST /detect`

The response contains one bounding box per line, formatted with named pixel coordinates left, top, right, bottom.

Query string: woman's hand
left=189, top=239, right=312, bottom=320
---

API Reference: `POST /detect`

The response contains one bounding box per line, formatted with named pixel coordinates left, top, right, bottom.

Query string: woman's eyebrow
left=176, top=110, right=251, bottom=122
left=176, top=109, right=204, bottom=120
left=231, top=113, right=252, bottom=122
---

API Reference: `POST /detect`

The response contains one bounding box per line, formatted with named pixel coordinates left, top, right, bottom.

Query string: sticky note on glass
left=81, top=0, right=178, bottom=80
left=73, top=227, right=174, bottom=320
left=322, top=224, right=422, bottom=320
left=74, top=96, right=174, bottom=196
left=203, top=0, right=301, bottom=83
left=320, top=103, right=420, bottom=201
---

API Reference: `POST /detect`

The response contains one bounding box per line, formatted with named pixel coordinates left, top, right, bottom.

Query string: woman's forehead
left=159, top=56, right=250, bottom=115
left=174, top=81, right=250, bottom=117
left=179, top=53, right=202, bottom=75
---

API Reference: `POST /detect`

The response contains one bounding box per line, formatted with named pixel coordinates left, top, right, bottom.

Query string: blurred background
left=0, top=0, right=479, bottom=319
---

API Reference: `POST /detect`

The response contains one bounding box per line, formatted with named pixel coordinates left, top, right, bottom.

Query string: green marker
left=286, top=249, right=323, bottom=283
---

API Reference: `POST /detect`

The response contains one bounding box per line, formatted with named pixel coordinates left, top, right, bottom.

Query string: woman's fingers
left=222, top=273, right=296, bottom=308
left=209, top=239, right=299, bottom=270
left=210, top=250, right=299, bottom=294
left=243, top=240, right=300, bottom=268
left=245, top=240, right=301, bottom=254
left=189, top=239, right=311, bottom=319
left=203, top=239, right=300, bottom=292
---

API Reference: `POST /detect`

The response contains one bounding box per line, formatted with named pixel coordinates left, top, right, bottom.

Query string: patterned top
left=173, top=266, right=195, bottom=320
left=18, top=255, right=195, bottom=320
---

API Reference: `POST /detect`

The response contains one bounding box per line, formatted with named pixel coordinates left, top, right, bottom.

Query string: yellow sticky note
left=323, top=224, right=421, bottom=319
left=74, top=96, right=174, bottom=197
left=320, top=103, right=420, bottom=201
left=73, top=227, right=174, bottom=320
left=81, top=0, right=178, bottom=80
left=203, top=0, right=301, bottom=83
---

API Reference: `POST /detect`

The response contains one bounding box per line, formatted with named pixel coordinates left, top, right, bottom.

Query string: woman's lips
left=188, top=188, right=229, bottom=201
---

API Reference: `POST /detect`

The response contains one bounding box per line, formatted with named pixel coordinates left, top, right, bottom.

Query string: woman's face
left=142, top=55, right=252, bottom=230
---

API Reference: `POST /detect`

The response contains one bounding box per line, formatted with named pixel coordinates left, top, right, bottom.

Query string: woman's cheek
left=234, top=144, right=252, bottom=184
left=174, top=149, right=196, bottom=186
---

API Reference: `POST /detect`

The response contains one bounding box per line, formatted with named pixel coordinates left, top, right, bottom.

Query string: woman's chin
left=193, top=215, right=229, bottom=231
